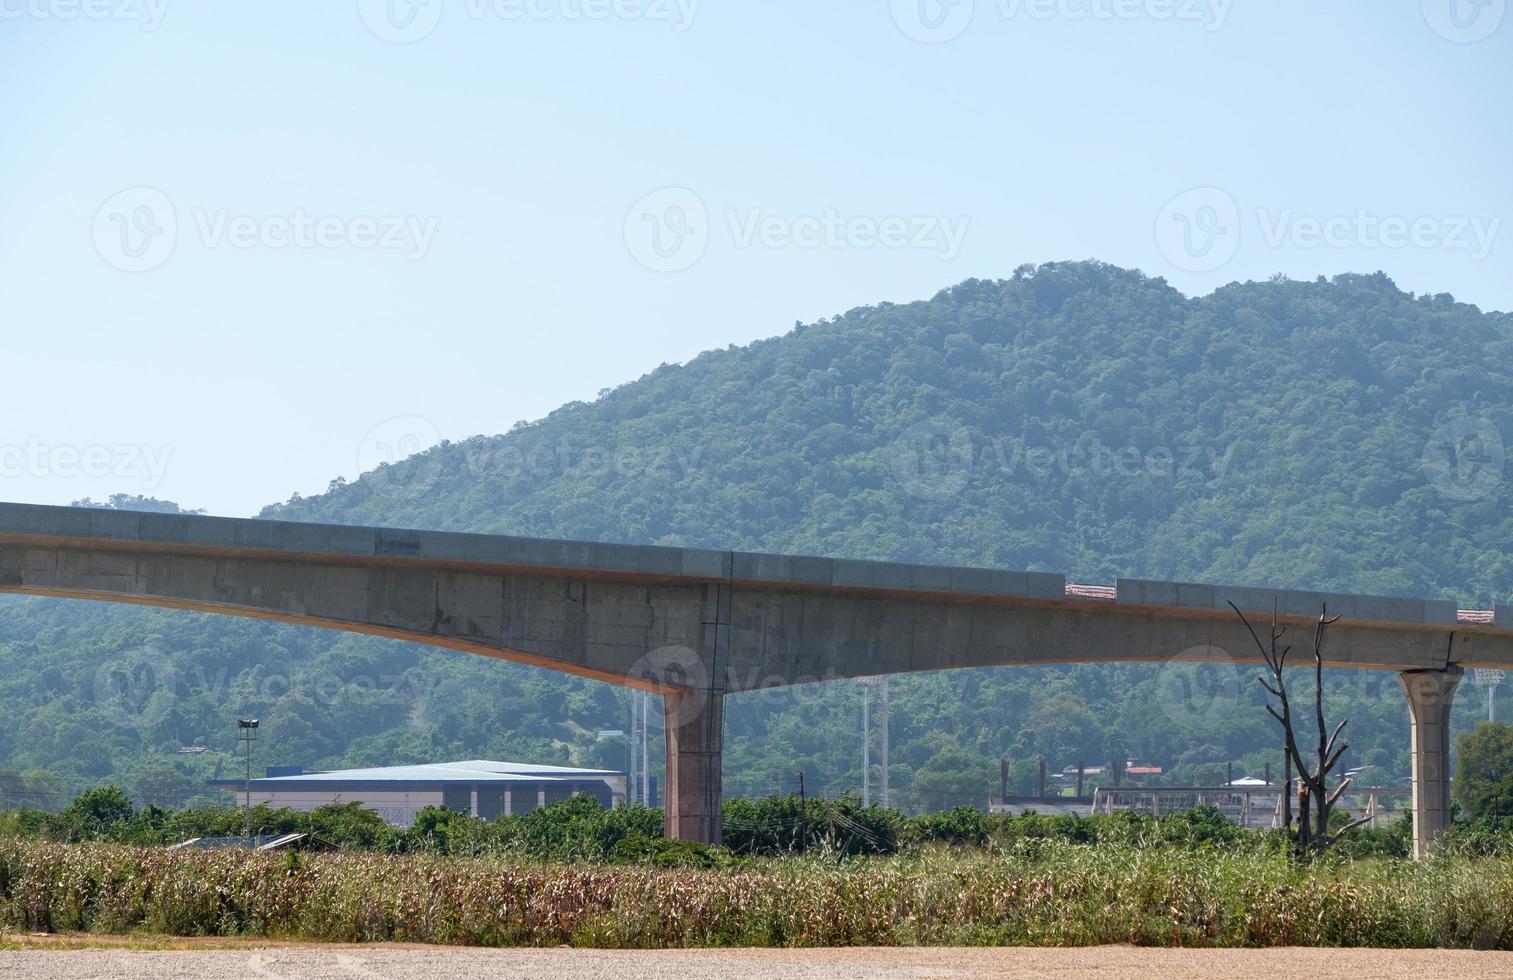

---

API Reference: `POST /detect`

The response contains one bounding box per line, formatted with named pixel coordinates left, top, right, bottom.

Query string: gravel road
left=2, top=946, right=1512, bottom=979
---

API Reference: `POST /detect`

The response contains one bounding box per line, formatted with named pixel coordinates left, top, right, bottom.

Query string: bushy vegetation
left=1455, top=722, right=1513, bottom=831
left=0, top=787, right=1435, bottom=864
left=1, top=264, right=1510, bottom=809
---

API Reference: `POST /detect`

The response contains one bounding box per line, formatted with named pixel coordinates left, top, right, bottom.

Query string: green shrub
left=723, top=794, right=902, bottom=856
left=610, top=835, right=719, bottom=868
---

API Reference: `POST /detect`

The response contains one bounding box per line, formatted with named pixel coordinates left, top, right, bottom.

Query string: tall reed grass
left=0, top=836, right=1509, bottom=948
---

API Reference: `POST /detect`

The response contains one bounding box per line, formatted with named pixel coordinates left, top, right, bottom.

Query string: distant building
left=212, top=760, right=624, bottom=827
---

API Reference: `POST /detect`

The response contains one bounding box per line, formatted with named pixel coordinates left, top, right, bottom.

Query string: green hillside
left=3, top=261, right=1510, bottom=812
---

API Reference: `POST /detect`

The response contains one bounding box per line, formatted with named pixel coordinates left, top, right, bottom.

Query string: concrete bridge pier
left=662, top=690, right=724, bottom=845
left=1399, top=666, right=1463, bottom=859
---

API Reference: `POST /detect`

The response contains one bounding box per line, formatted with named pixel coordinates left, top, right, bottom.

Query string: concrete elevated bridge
left=0, top=502, right=1507, bottom=856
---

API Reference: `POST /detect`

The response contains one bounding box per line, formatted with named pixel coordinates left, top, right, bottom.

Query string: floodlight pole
left=1473, top=669, right=1504, bottom=725
left=237, top=719, right=259, bottom=844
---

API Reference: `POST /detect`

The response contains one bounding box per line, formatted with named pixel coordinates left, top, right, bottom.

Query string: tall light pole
left=1474, top=669, right=1505, bottom=723
left=237, top=718, right=258, bottom=844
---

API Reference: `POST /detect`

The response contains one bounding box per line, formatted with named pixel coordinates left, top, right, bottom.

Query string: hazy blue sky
left=2, top=0, right=1508, bottom=516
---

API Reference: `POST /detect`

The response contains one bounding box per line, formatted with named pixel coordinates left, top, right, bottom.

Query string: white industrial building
left=213, top=760, right=624, bottom=827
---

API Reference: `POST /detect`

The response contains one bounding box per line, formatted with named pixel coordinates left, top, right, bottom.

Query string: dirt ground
left=1, top=941, right=1512, bottom=979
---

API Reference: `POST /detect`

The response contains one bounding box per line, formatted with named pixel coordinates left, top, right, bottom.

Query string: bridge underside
left=1, top=505, right=1506, bottom=856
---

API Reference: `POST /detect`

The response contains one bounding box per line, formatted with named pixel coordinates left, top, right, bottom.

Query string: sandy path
left=2, top=945, right=1512, bottom=979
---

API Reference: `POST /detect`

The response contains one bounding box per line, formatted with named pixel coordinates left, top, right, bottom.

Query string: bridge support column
left=1399, top=666, right=1462, bottom=859
left=663, top=689, right=724, bottom=846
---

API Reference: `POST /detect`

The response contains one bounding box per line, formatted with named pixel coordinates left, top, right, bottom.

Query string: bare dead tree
left=1231, top=601, right=1373, bottom=858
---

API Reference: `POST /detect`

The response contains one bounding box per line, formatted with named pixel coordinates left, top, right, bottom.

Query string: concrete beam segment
left=1399, top=667, right=1463, bottom=859
left=1115, top=577, right=1460, bottom=628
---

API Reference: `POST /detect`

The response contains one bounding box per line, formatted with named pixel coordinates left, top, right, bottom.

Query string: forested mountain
left=3, top=261, right=1510, bottom=812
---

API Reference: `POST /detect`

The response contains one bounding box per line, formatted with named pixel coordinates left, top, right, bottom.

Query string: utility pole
left=798, top=770, right=807, bottom=847
left=237, top=718, right=259, bottom=845
left=861, top=680, right=871, bottom=807
left=627, top=691, right=638, bottom=807
left=640, top=691, right=650, bottom=807
left=879, top=676, right=890, bottom=808
left=865, top=677, right=877, bottom=810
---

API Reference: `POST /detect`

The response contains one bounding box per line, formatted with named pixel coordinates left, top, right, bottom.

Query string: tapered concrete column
left=1399, top=666, right=1463, bottom=859
left=663, top=690, right=724, bottom=845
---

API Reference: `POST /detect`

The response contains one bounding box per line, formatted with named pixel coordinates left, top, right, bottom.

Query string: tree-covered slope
left=3, top=261, right=1510, bottom=811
